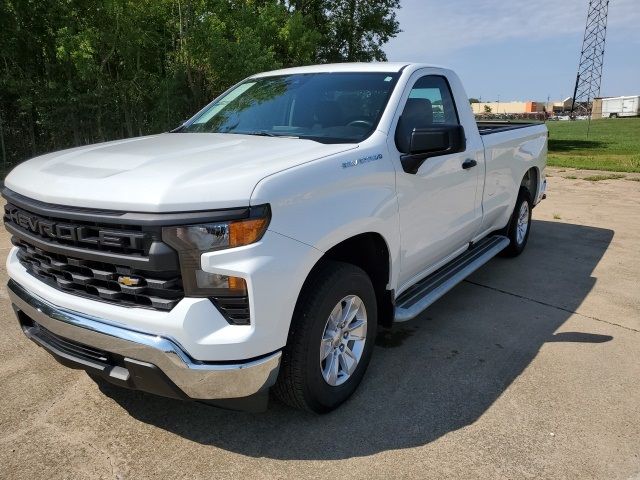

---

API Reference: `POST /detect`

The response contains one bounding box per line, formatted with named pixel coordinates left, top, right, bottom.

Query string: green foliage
left=0, top=0, right=400, bottom=169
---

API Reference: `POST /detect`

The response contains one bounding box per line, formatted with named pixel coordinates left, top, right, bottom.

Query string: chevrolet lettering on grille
left=5, top=206, right=145, bottom=249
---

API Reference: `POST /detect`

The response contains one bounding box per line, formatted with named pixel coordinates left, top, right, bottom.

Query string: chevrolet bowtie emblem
left=118, top=276, right=141, bottom=287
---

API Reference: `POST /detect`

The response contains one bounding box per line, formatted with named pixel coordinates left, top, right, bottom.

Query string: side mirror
left=400, top=125, right=466, bottom=174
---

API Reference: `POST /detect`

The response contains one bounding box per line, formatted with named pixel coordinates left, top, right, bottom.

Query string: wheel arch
left=300, top=232, right=395, bottom=328
left=520, top=166, right=539, bottom=201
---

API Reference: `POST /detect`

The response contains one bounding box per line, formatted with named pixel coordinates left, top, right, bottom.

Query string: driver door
left=392, top=73, right=483, bottom=289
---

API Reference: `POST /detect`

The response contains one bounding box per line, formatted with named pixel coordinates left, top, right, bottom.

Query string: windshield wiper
left=247, top=130, right=278, bottom=137
left=243, top=131, right=299, bottom=139
left=294, top=134, right=356, bottom=144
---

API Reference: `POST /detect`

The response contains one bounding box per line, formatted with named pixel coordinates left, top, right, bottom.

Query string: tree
left=0, top=0, right=401, bottom=172
left=321, top=0, right=401, bottom=61
left=287, top=0, right=401, bottom=62
left=484, top=105, right=492, bottom=114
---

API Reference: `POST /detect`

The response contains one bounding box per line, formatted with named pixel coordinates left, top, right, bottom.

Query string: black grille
left=4, top=203, right=150, bottom=256
left=33, top=321, right=111, bottom=364
left=15, top=239, right=183, bottom=310
left=210, top=296, right=251, bottom=325
left=2, top=191, right=255, bottom=322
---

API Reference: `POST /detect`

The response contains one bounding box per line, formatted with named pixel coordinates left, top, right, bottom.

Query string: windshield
left=179, top=72, right=400, bottom=143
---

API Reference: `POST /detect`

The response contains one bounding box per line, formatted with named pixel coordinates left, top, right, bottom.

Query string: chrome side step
left=394, top=235, right=510, bottom=322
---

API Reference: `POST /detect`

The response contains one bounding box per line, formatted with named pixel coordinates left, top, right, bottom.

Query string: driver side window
left=395, top=75, right=459, bottom=153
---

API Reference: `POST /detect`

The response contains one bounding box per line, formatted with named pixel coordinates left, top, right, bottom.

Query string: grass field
left=546, top=117, right=640, bottom=172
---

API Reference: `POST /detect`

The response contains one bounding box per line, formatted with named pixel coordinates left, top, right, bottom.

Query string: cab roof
left=251, top=62, right=433, bottom=78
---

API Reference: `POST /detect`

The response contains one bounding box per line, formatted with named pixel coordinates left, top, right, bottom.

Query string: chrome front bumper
left=8, top=280, right=281, bottom=400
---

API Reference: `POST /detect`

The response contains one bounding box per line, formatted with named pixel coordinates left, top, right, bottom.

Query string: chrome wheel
left=320, top=295, right=368, bottom=386
left=516, top=201, right=530, bottom=245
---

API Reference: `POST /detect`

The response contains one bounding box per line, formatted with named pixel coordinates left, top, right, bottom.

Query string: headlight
left=162, top=206, right=270, bottom=297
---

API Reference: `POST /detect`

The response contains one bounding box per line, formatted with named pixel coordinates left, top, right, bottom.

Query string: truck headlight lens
left=162, top=209, right=269, bottom=297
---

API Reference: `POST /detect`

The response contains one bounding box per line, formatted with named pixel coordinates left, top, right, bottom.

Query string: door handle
left=462, top=159, right=477, bottom=169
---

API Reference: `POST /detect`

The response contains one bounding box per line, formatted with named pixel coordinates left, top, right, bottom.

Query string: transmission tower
left=570, top=0, right=610, bottom=116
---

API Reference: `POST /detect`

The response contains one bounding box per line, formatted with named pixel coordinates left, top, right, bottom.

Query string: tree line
left=0, top=0, right=400, bottom=172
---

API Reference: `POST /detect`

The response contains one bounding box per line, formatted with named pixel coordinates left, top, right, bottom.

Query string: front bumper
left=7, top=227, right=322, bottom=361
left=8, top=279, right=281, bottom=400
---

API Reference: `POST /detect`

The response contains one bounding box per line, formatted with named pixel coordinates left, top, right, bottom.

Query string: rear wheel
left=273, top=261, right=377, bottom=413
left=500, top=187, right=533, bottom=257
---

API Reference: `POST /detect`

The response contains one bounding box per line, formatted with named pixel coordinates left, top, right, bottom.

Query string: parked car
left=3, top=63, right=547, bottom=412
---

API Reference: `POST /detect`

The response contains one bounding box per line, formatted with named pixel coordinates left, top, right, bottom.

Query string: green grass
left=547, top=118, right=640, bottom=172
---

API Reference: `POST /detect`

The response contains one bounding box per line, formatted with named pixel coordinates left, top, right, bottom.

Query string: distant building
left=592, top=98, right=603, bottom=119
left=471, top=101, right=545, bottom=115
left=474, top=95, right=640, bottom=119
left=471, top=98, right=575, bottom=116
left=546, top=97, right=574, bottom=114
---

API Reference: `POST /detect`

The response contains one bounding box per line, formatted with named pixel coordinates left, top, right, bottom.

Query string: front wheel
left=273, top=261, right=377, bottom=413
left=500, top=187, right=533, bottom=257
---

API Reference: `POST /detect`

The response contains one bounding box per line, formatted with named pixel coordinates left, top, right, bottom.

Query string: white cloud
left=386, top=0, right=640, bottom=59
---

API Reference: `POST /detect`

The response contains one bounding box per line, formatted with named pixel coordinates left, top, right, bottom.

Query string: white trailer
left=601, top=95, right=640, bottom=118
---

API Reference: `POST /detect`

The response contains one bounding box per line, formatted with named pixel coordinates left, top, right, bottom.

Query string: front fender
left=251, top=136, right=401, bottom=291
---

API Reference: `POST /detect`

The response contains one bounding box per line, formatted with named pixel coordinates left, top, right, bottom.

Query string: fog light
left=195, top=271, right=247, bottom=296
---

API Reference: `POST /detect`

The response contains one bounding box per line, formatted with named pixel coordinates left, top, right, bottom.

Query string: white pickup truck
left=3, top=63, right=546, bottom=412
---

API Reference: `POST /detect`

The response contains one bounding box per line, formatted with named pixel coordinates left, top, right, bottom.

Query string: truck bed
left=476, top=121, right=544, bottom=135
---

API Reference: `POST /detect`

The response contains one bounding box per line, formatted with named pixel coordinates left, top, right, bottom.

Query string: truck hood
left=5, top=133, right=356, bottom=211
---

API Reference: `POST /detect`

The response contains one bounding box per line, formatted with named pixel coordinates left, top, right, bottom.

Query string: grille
left=33, top=321, right=111, bottom=364
left=4, top=203, right=151, bottom=256
left=210, top=296, right=251, bottom=325
left=3, top=193, right=253, bottom=321
left=15, top=239, right=183, bottom=310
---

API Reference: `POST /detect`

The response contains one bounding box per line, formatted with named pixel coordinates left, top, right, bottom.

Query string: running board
left=394, top=235, right=510, bottom=322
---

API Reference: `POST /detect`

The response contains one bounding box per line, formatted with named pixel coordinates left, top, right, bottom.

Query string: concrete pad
left=0, top=171, right=639, bottom=479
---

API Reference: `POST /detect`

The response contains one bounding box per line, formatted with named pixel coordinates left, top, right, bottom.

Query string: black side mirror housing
left=400, top=124, right=466, bottom=174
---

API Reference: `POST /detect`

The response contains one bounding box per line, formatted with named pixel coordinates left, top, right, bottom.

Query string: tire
left=273, top=261, right=377, bottom=413
left=500, top=187, right=533, bottom=257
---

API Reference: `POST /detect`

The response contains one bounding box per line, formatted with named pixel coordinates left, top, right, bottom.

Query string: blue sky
left=384, top=0, right=640, bottom=102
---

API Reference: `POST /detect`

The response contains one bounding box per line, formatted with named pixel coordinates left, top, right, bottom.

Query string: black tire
left=273, top=261, right=377, bottom=413
left=500, top=187, right=533, bottom=257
